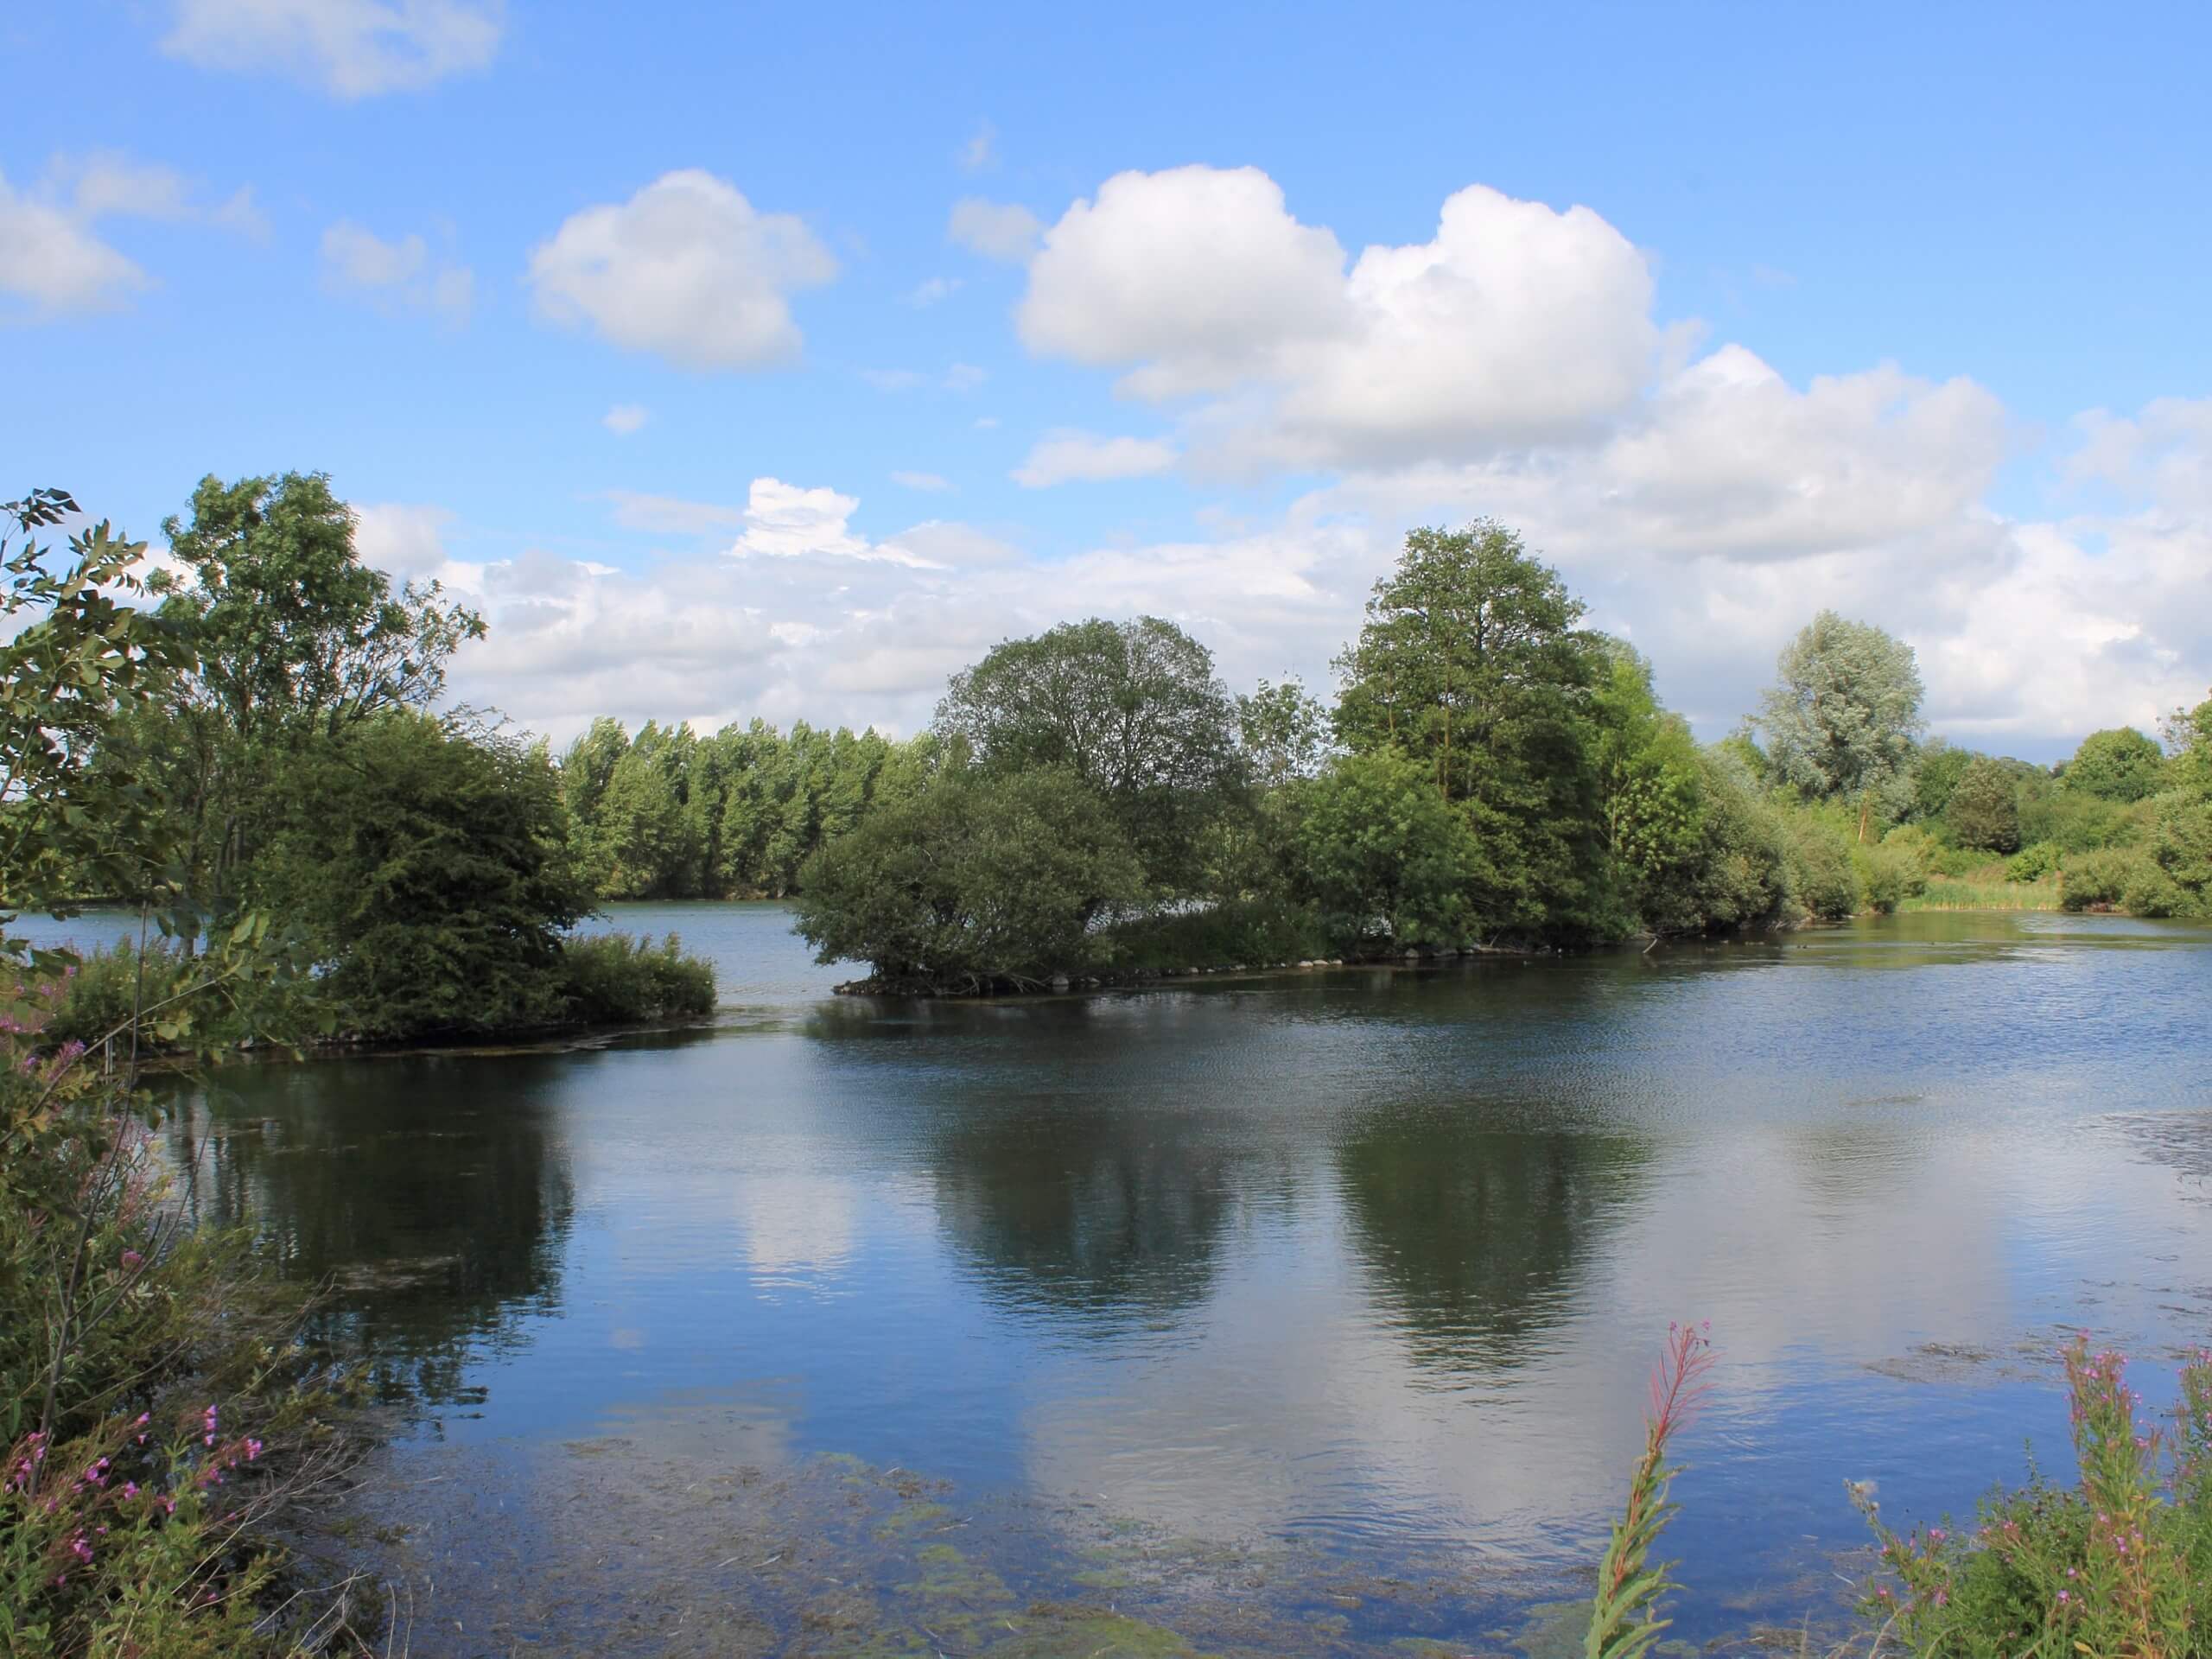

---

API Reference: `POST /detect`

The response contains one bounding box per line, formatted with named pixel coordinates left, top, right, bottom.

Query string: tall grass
left=1898, top=876, right=2062, bottom=913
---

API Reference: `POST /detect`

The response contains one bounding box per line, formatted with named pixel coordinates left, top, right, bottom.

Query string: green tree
left=1945, top=755, right=2023, bottom=853
left=1755, top=611, right=1924, bottom=839
left=0, top=489, right=194, bottom=923
left=1294, top=750, right=1491, bottom=946
left=1590, top=646, right=1704, bottom=917
left=1910, top=740, right=1972, bottom=823
left=248, top=712, right=594, bottom=1038
left=156, top=473, right=483, bottom=741
left=793, top=767, right=1146, bottom=991
left=1333, top=521, right=1618, bottom=941
left=1782, top=813, right=1861, bottom=919
left=2138, top=691, right=2212, bottom=917
left=936, top=616, right=1241, bottom=891
left=2062, top=727, right=2167, bottom=803
left=125, top=472, right=485, bottom=925
left=1236, top=677, right=1330, bottom=791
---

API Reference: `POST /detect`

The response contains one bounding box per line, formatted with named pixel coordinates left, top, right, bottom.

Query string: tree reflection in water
left=165, top=1053, right=575, bottom=1406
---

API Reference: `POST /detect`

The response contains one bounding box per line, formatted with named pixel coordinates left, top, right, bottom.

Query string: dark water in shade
left=39, top=904, right=2212, bottom=1654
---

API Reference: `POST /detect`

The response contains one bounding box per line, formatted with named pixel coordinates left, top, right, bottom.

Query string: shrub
left=31, top=938, right=194, bottom=1053
left=2005, top=841, right=2061, bottom=883
left=1929, top=843, right=1988, bottom=878
left=1882, top=823, right=1940, bottom=885
left=1852, top=842, right=1919, bottom=913
left=2061, top=726, right=2168, bottom=803
left=1108, top=897, right=1332, bottom=971
left=1854, top=1338, right=2212, bottom=1659
left=556, top=931, right=716, bottom=1024
left=2120, top=864, right=2186, bottom=918
left=794, top=767, right=1147, bottom=991
left=1783, top=817, right=1861, bottom=918
left=2059, top=849, right=2147, bottom=912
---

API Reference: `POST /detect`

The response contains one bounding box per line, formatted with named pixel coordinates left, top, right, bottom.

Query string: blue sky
left=6, top=2, right=2209, bottom=753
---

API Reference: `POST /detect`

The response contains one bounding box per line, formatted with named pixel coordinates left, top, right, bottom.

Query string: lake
left=61, top=904, right=2212, bottom=1656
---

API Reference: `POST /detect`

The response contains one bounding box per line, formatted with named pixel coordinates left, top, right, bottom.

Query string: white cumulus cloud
left=1019, top=168, right=1659, bottom=467
left=527, top=171, right=836, bottom=372
left=162, top=0, right=505, bottom=98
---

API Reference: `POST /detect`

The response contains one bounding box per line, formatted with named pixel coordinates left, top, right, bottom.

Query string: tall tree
left=1755, top=611, right=1924, bottom=840
left=1945, top=755, right=2022, bottom=853
left=936, top=616, right=1240, bottom=890
left=122, top=472, right=486, bottom=925
left=1333, top=521, right=1618, bottom=940
left=2062, top=726, right=2167, bottom=803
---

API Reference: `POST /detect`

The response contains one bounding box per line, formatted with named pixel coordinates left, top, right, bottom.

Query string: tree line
left=32, top=474, right=2212, bottom=1005
left=766, top=521, right=2208, bottom=990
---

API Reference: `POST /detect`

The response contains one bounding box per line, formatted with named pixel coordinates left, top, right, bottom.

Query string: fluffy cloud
left=162, top=0, right=504, bottom=98
left=2069, top=397, right=2212, bottom=515
left=359, top=480, right=1376, bottom=741
left=527, top=171, right=836, bottom=371
left=1012, top=430, right=1179, bottom=487
left=1017, top=168, right=1658, bottom=466
left=320, top=220, right=473, bottom=321
left=0, top=153, right=261, bottom=317
left=1338, top=346, right=2010, bottom=566
left=1019, top=167, right=1346, bottom=395
left=947, top=198, right=1042, bottom=263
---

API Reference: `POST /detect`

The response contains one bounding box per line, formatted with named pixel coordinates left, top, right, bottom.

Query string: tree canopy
left=2062, top=726, right=2167, bottom=803
left=1755, top=611, right=1924, bottom=831
left=936, top=615, right=1240, bottom=888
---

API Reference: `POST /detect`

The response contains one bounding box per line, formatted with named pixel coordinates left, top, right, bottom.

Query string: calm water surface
left=99, top=906, right=2212, bottom=1652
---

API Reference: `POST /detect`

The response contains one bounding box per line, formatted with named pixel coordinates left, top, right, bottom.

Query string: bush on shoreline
left=557, top=931, right=717, bottom=1025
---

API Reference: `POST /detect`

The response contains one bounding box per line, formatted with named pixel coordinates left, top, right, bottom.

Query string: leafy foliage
left=937, top=615, right=1242, bottom=891
left=2063, top=726, right=2168, bottom=803
left=246, top=711, right=600, bottom=1039
left=1294, top=750, right=1491, bottom=947
left=794, top=767, right=1146, bottom=991
left=1755, top=610, right=1924, bottom=831
left=1945, top=756, right=2024, bottom=853
left=556, top=932, right=717, bottom=1024
left=1333, top=521, right=1620, bottom=941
